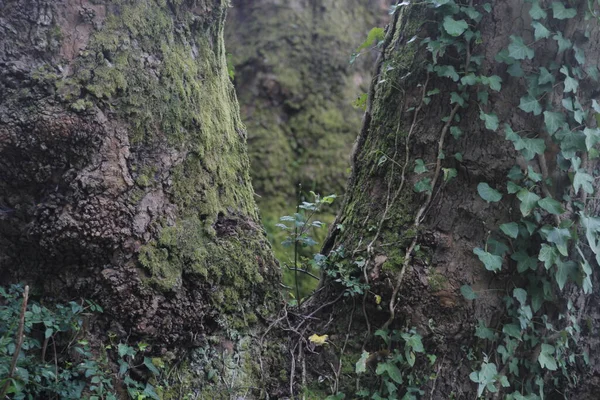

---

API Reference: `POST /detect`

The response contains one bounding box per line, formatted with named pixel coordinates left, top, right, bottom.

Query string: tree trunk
left=311, top=0, right=600, bottom=398
left=0, top=0, right=278, bottom=357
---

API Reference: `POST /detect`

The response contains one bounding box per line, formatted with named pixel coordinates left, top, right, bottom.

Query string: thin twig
left=0, top=286, right=29, bottom=399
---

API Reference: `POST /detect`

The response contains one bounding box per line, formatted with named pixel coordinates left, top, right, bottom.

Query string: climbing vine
left=378, top=0, right=600, bottom=398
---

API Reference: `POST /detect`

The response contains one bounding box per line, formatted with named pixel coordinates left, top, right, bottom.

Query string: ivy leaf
left=479, top=111, right=499, bottom=131
left=529, top=0, right=547, bottom=19
left=461, top=73, right=478, bottom=86
left=512, top=251, right=538, bottom=272
left=434, top=65, right=459, bottom=81
left=414, top=159, right=428, bottom=174
left=574, top=45, right=586, bottom=65
left=355, top=351, right=369, bottom=374
left=546, top=228, right=571, bottom=256
left=481, top=75, right=503, bottom=91
left=474, top=247, right=503, bottom=272
left=574, top=171, right=594, bottom=195
left=507, top=62, right=525, bottom=77
left=502, top=323, right=522, bottom=340
left=500, top=222, right=519, bottom=239
left=538, top=344, right=558, bottom=370
left=551, top=2, right=577, bottom=20
left=475, top=320, right=497, bottom=340
left=508, top=35, right=534, bottom=60
left=532, top=21, right=551, bottom=40
left=515, top=138, right=546, bottom=161
left=538, top=197, right=565, bottom=215
left=543, top=111, right=565, bottom=135
left=443, top=168, right=458, bottom=182
left=538, top=67, right=555, bottom=85
left=507, top=181, right=522, bottom=194
left=461, top=285, right=478, bottom=300
left=376, top=362, right=403, bottom=384
left=561, top=66, right=579, bottom=93
left=513, top=288, right=527, bottom=305
left=443, top=16, right=469, bottom=37
left=553, top=32, right=572, bottom=53
left=519, top=95, right=542, bottom=115
left=478, top=183, right=503, bottom=203
left=450, top=91, right=466, bottom=107
left=517, top=190, right=540, bottom=216
left=538, top=243, right=559, bottom=269
left=451, top=126, right=463, bottom=139
left=555, top=259, right=576, bottom=290
left=584, top=127, right=600, bottom=151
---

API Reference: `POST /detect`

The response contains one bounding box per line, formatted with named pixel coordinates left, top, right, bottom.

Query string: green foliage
left=352, top=328, right=433, bottom=400
left=0, top=285, right=162, bottom=400
left=277, top=192, right=337, bottom=302
left=389, top=0, right=600, bottom=397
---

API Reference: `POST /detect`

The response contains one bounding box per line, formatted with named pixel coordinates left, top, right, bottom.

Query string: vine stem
left=382, top=3, right=474, bottom=330
left=0, top=286, right=29, bottom=399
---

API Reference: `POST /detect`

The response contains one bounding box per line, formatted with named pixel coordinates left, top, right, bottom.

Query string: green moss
left=428, top=272, right=448, bottom=292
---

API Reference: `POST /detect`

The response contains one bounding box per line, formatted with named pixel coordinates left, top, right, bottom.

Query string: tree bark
left=313, top=1, right=600, bottom=398
left=0, top=0, right=279, bottom=353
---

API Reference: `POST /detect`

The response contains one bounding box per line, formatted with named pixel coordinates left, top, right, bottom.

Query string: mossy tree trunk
left=310, top=1, right=600, bottom=398
left=0, top=0, right=279, bottom=379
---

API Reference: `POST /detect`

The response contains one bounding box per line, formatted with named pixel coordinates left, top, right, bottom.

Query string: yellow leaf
left=308, top=333, right=328, bottom=346
left=375, top=294, right=382, bottom=305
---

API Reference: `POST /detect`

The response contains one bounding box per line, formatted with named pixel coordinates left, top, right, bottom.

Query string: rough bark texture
left=0, top=0, right=279, bottom=357
left=307, top=1, right=600, bottom=398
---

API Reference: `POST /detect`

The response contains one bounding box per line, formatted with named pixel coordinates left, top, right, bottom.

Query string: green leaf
left=461, top=73, right=478, bottom=86
left=538, top=344, right=557, bottom=370
left=474, top=247, right=503, bottom=272
left=584, top=128, right=600, bottom=151
left=450, top=126, right=463, bottom=139
left=508, top=35, right=534, bottom=60
left=539, top=244, right=558, bottom=269
left=526, top=166, right=542, bottom=182
left=460, top=285, right=478, bottom=300
left=414, top=178, right=432, bottom=193
left=546, top=228, right=571, bottom=256
left=500, top=222, right=519, bottom=239
left=434, top=65, right=459, bottom=81
left=443, top=168, right=458, bottom=182
left=513, top=288, right=527, bottom=305
left=574, top=171, right=594, bottom=195
left=414, top=159, right=428, bottom=174
left=512, top=251, right=538, bottom=272
left=450, top=91, right=466, bottom=107
left=355, top=351, right=369, bottom=374
left=529, top=0, right=547, bottom=19
left=555, top=259, right=576, bottom=290
left=144, top=357, right=161, bottom=376
left=553, top=32, right=572, bottom=53
left=507, top=62, right=525, bottom=77
left=503, top=324, right=522, bottom=340
left=443, top=16, right=469, bottom=37
left=551, top=2, right=577, bottom=20
left=519, top=95, right=542, bottom=116
left=357, top=27, right=385, bottom=51
left=475, top=320, right=497, bottom=340
left=376, top=362, right=403, bottom=384
left=561, top=66, right=579, bottom=93
left=574, top=45, right=586, bottom=65
left=532, top=21, right=551, bottom=40
left=515, top=137, right=546, bottom=161
left=538, top=67, right=555, bottom=85
left=543, top=111, right=565, bottom=135
left=479, top=111, right=499, bottom=131
left=477, top=183, right=503, bottom=203
left=517, top=189, right=540, bottom=216
left=538, top=197, right=565, bottom=215
left=507, top=181, right=522, bottom=194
